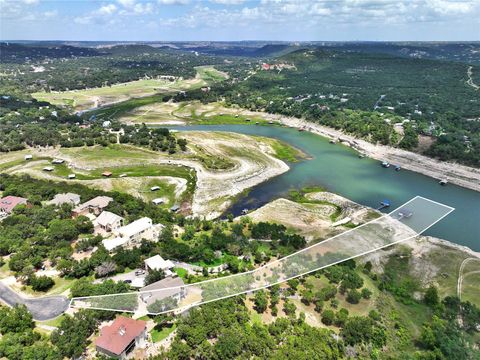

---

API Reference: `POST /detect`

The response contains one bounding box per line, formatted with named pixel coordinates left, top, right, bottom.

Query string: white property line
left=70, top=196, right=454, bottom=315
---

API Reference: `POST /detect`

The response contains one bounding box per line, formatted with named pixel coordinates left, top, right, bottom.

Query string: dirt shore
left=267, top=115, right=480, bottom=192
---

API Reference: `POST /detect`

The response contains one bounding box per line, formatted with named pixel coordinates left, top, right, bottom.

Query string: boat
left=329, top=139, right=336, bottom=144
left=241, top=208, right=249, bottom=215
left=381, top=161, right=390, bottom=168
left=395, top=165, right=401, bottom=171
left=439, top=179, right=448, bottom=186
left=298, top=127, right=305, bottom=132
left=358, top=154, right=365, bottom=159
left=377, top=199, right=391, bottom=210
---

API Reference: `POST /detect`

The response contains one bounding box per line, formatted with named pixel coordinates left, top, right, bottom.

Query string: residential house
left=139, top=276, right=186, bottom=311
left=95, top=317, right=147, bottom=359
left=47, top=193, right=81, bottom=207
left=94, top=211, right=124, bottom=233
left=73, top=196, right=113, bottom=217
left=0, top=196, right=28, bottom=218
left=144, top=255, right=175, bottom=277
left=102, top=217, right=163, bottom=252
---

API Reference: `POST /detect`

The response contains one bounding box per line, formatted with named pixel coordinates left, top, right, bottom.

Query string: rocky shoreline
left=275, top=116, right=480, bottom=192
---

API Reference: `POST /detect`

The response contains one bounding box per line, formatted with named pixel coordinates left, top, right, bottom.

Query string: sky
left=1, top=0, right=479, bottom=42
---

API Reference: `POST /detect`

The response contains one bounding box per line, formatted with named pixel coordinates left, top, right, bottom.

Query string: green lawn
left=174, top=267, right=188, bottom=279
left=195, top=66, right=228, bottom=83
left=151, top=324, right=176, bottom=343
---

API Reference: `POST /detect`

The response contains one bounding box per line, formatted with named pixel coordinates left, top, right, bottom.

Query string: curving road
left=0, top=283, right=69, bottom=320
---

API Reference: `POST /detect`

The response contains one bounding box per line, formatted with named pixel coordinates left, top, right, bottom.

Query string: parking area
left=96, top=269, right=147, bottom=288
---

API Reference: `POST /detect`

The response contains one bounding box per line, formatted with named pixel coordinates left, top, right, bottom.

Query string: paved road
left=0, top=283, right=70, bottom=320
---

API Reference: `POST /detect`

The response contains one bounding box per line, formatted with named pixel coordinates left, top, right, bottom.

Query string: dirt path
left=466, top=66, right=479, bottom=90
left=457, top=257, right=480, bottom=300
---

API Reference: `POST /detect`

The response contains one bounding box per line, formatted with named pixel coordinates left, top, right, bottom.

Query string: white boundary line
left=70, top=196, right=454, bottom=314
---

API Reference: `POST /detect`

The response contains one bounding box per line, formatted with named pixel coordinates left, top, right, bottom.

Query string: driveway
left=0, top=283, right=70, bottom=320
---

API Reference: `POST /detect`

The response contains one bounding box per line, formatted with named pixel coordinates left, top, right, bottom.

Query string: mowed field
left=32, top=66, right=227, bottom=111
left=120, top=100, right=273, bottom=125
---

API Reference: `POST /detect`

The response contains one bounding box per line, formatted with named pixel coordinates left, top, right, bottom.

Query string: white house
left=144, top=255, right=175, bottom=277
left=102, top=217, right=163, bottom=252
left=94, top=211, right=124, bottom=233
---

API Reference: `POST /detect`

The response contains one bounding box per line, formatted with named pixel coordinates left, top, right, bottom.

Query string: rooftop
left=95, top=316, right=146, bottom=356
left=141, top=276, right=185, bottom=303
left=102, top=237, right=129, bottom=251
left=0, top=196, right=28, bottom=214
left=145, top=255, right=174, bottom=271
left=95, top=211, right=124, bottom=227
left=47, top=193, right=81, bottom=206
left=73, top=196, right=113, bottom=213
left=117, top=217, right=153, bottom=239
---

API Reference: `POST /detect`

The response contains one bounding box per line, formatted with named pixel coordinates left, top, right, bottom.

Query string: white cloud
left=118, top=0, right=136, bottom=7
left=427, top=0, right=474, bottom=14
left=44, top=10, right=58, bottom=18
left=158, top=0, right=190, bottom=4
left=97, top=4, right=118, bottom=15
left=133, top=2, right=153, bottom=14
left=74, top=16, right=92, bottom=25
left=210, top=0, right=245, bottom=5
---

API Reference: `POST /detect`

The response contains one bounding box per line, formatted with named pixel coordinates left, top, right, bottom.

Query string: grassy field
left=121, top=100, right=273, bottom=126
left=462, top=272, right=480, bottom=305
left=194, top=65, right=228, bottom=83
left=32, top=66, right=226, bottom=112
left=32, top=79, right=175, bottom=110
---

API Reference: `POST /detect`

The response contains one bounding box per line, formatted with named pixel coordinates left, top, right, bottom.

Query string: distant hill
left=0, top=43, right=101, bottom=63
left=311, top=42, right=480, bottom=65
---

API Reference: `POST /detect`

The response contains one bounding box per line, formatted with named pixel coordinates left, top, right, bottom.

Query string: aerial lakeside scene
left=0, top=0, right=479, bottom=359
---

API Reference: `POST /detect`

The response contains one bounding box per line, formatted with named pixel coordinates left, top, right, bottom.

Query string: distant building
left=47, top=193, right=81, bottom=207
left=52, top=159, right=64, bottom=164
left=102, top=171, right=113, bottom=177
left=24, top=155, right=32, bottom=160
left=170, top=204, right=180, bottom=213
left=0, top=196, right=28, bottom=217
left=43, top=167, right=54, bottom=172
left=73, top=196, right=113, bottom=217
left=94, top=211, right=124, bottom=233
left=95, top=316, right=147, bottom=359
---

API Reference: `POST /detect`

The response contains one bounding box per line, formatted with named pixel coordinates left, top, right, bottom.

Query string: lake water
left=172, top=124, right=480, bottom=251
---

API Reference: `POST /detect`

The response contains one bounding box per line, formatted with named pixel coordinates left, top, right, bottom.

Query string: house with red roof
left=0, top=196, right=28, bottom=218
left=95, top=316, right=147, bottom=359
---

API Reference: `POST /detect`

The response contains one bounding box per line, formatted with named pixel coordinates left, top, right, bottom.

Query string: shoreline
left=273, top=116, right=480, bottom=192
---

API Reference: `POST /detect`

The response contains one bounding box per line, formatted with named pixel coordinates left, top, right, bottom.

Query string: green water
left=172, top=124, right=480, bottom=251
